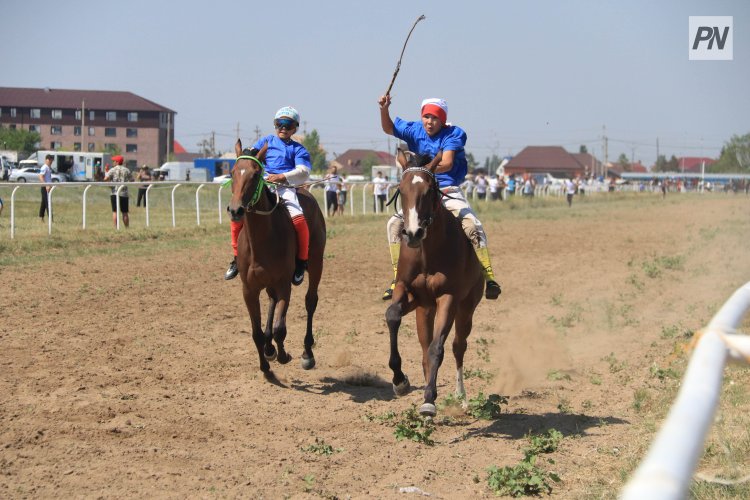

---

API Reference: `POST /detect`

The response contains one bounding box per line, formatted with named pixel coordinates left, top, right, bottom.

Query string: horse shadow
left=289, top=375, right=396, bottom=404
left=458, top=412, right=629, bottom=441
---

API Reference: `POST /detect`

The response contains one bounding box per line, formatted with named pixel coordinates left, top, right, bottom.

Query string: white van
left=156, top=162, right=194, bottom=181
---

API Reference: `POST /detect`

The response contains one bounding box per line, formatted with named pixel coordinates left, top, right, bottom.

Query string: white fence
left=621, top=281, right=750, bottom=499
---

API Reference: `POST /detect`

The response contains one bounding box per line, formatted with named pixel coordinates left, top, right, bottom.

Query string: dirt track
left=1, top=194, right=749, bottom=498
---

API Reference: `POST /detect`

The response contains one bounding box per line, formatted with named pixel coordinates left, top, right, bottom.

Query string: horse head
left=228, top=139, right=269, bottom=221
left=398, top=150, right=442, bottom=248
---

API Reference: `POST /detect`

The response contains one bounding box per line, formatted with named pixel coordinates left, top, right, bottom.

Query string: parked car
left=9, top=167, right=67, bottom=183
left=212, top=174, right=231, bottom=184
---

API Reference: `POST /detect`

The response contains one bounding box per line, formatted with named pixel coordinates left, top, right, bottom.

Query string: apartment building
left=0, top=87, right=175, bottom=169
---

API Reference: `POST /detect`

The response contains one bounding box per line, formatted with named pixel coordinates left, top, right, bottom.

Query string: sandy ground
left=1, top=194, right=749, bottom=499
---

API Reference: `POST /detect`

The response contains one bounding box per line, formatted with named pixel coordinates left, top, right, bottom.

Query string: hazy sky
left=3, top=0, right=748, bottom=167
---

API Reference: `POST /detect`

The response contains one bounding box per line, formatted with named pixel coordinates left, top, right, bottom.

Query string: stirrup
left=382, top=279, right=396, bottom=300
left=224, top=258, right=238, bottom=280
left=485, top=280, right=501, bottom=300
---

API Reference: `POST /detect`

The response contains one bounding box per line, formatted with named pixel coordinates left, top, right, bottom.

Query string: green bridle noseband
left=236, top=154, right=266, bottom=208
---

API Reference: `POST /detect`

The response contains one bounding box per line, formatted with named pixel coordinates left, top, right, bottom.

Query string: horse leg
left=452, top=305, right=475, bottom=408
left=301, top=284, right=319, bottom=370
left=243, top=287, right=270, bottom=373
left=386, top=285, right=415, bottom=396
left=271, top=291, right=292, bottom=364
left=420, top=296, right=457, bottom=417
left=416, top=307, right=435, bottom=383
left=263, top=291, right=278, bottom=361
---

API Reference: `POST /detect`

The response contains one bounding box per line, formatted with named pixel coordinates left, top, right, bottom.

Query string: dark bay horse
left=228, top=139, right=326, bottom=374
left=386, top=151, right=485, bottom=417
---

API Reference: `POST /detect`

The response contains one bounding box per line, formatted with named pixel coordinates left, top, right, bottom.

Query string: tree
left=104, top=144, right=122, bottom=156
left=301, top=129, right=327, bottom=174
left=579, top=144, right=588, bottom=154
left=0, top=126, right=41, bottom=156
left=617, top=153, right=630, bottom=171
left=653, top=154, right=668, bottom=172
left=710, top=133, right=750, bottom=173
left=465, top=152, right=479, bottom=172
left=666, top=155, right=678, bottom=171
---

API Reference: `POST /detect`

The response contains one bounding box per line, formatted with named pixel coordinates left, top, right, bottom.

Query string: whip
left=385, top=14, right=426, bottom=96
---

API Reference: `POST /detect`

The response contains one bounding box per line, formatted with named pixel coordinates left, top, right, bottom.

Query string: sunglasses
left=274, top=118, right=296, bottom=130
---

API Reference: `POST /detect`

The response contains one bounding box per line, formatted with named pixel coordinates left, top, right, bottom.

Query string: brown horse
left=386, top=151, right=485, bottom=417
left=228, top=139, right=326, bottom=374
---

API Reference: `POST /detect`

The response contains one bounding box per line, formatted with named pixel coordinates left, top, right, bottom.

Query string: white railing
left=621, top=281, right=750, bottom=499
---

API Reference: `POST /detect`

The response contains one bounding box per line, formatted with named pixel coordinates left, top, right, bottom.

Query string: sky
left=2, top=0, right=748, bottom=168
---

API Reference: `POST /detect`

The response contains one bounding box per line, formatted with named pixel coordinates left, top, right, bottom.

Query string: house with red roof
left=504, top=146, right=585, bottom=178
left=331, top=149, right=396, bottom=177
left=677, top=157, right=716, bottom=173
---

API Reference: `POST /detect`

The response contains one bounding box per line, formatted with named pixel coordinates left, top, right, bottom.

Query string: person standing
left=136, top=165, right=152, bottom=207
left=378, top=94, right=501, bottom=300
left=104, top=155, right=133, bottom=227
left=38, top=154, right=54, bottom=222
left=324, top=166, right=341, bottom=217
left=337, top=180, right=348, bottom=215
left=565, top=177, right=576, bottom=207
left=373, top=171, right=388, bottom=212
left=475, top=173, right=487, bottom=200
left=488, top=175, right=499, bottom=201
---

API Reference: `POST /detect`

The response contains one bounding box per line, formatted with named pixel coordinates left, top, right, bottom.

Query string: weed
left=394, top=405, right=435, bottom=445
left=551, top=293, right=563, bottom=306
left=525, top=429, right=564, bottom=456
left=641, top=260, right=662, bottom=279
left=557, top=397, right=573, bottom=414
left=633, top=388, right=650, bottom=413
left=302, top=474, right=315, bottom=492
left=486, top=455, right=560, bottom=497
left=660, top=324, right=680, bottom=339
left=363, top=410, right=397, bottom=424
left=582, top=399, right=593, bottom=410
left=650, top=365, right=680, bottom=381
left=547, top=370, right=571, bottom=382
left=464, top=367, right=495, bottom=382
left=301, top=437, right=341, bottom=456
left=589, top=373, right=602, bottom=385
left=438, top=393, right=465, bottom=410
left=603, top=352, right=626, bottom=373
left=344, top=328, right=359, bottom=343
left=476, top=337, right=492, bottom=363
left=467, top=392, right=508, bottom=420
left=627, top=273, right=644, bottom=291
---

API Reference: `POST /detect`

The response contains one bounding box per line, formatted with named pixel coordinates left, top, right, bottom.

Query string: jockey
left=224, top=106, right=312, bottom=286
left=377, top=95, right=501, bottom=301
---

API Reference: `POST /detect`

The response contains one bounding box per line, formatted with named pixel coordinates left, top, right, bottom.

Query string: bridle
left=400, top=166, right=441, bottom=229
left=235, top=153, right=280, bottom=215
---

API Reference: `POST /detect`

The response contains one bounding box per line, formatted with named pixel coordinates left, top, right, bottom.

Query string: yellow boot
left=382, top=243, right=400, bottom=300
left=475, top=246, right=501, bottom=300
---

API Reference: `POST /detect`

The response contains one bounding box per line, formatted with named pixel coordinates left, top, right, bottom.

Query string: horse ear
left=399, top=150, right=416, bottom=171
left=235, top=139, right=242, bottom=157
left=257, top=143, right=268, bottom=162
left=427, top=151, right=443, bottom=173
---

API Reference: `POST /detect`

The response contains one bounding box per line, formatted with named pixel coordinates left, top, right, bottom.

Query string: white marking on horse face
left=411, top=175, right=425, bottom=185
left=405, top=207, right=420, bottom=235
left=240, top=169, right=246, bottom=176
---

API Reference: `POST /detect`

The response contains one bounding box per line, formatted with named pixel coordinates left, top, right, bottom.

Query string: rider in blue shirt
left=378, top=95, right=501, bottom=300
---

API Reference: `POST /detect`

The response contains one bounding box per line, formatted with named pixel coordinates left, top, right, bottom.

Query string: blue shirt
left=252, top=135, right=311, bottom=175
left=392, top=117, right=468, bottom=188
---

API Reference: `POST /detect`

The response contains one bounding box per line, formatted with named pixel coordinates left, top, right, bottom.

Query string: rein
left=236, top=154, right=280, bottom=215
left=388, top=167, right=460, bottom=213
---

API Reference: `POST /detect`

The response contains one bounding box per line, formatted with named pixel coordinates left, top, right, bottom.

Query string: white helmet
left=274, top=106, right=300, bottom=125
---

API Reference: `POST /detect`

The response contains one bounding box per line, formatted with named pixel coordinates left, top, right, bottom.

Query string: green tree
left=617, top=153, right=630, bottom=171
left=0, top=126, right=41, bottom=156
left=104, top=144, right=122, bottom=156
left=465, top=152, right=479, bottom=172
left=579, top=144, right=588, bottom=154
left=301, top=129, right=327, bottom=174
left=360, top=153, right=380, bottom=179
left=710, top=133, right=750, bottom=173
left=653, top=154, right=668, bottom=172
left=666, top=155, right=678, bottom=171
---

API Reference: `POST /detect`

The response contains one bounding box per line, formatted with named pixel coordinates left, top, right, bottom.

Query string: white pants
left=276, top=185, right=303, bottom=218
left=386, top=186, right=488, bottom=248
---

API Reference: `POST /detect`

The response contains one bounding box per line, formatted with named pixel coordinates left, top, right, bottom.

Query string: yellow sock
left=389, top=243, right=400, bottom=280
left=474, top=246, right=497, bottom=281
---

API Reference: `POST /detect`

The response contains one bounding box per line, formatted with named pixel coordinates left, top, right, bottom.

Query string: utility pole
left=254, top=125, right=261, bottom=142
left=602, top=125, right=608, bottom=179
left=236, top=122, right=240, bottom=141
left=656, top=137, right=660, bottom=165
left=210, top=131, right=215, bottom=157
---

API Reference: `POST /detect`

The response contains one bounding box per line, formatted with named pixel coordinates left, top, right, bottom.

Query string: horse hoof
left=278, top=352, right=292, bottom=364
left=300, top=356, right=316, bottom=370
left=393, top=375, right=410, bottom=396
left=264, top=346, right=278, bottom=362
left=419, top=403, right=437, bottom=417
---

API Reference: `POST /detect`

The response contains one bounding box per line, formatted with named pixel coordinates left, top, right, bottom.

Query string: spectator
left=475, top=173, right=487, bottom=200
left=104, top=155, right=133, bottom=227
left=324, top=165, right=340, bottom=216
left=507, top=176, right=516, bottom=197
left=38, top=154, right=54, bottom=222
left=488, top=175, right=499, bottom=201
left=522, top=177, right=534, bottom=197
left=373, top=171, right=388, bottom=212
left=337, top=180, right=348, bottom=215
left=136, top=165, right=152, bottom=207
left=565, top=177, right=576, bottom=207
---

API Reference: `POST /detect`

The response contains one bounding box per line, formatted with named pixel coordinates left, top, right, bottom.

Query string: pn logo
left=689, top=16, right=733, bottom=60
